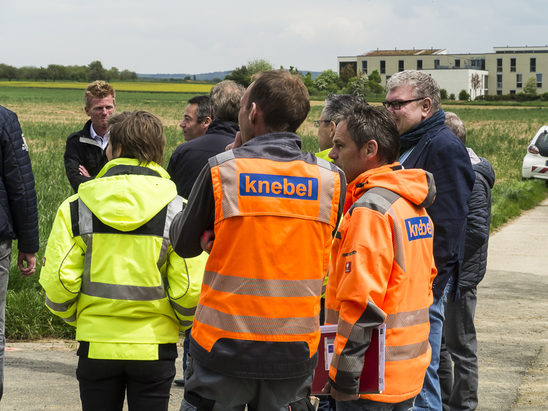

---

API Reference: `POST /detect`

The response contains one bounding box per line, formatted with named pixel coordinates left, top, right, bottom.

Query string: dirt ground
left=3, top=198, right=548, bottom=410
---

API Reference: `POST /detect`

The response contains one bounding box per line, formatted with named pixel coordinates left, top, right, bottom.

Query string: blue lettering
left=239, top=173, right=319, bottom=200
left=405, top=217, right=433, bottom=241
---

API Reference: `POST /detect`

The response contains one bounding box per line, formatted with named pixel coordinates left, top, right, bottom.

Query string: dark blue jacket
left=459, top=151, right=495, bottom=289
left=167, top=120, right=238, bottom=199
left=0, top=106, right=39, bottom=253
left=401, top=111, right=475, bottom=299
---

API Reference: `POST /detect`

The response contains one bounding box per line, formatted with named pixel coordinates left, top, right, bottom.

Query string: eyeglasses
left=382, top=97, right=425, bottom=110
left=313, top=120, right=331, bottom=128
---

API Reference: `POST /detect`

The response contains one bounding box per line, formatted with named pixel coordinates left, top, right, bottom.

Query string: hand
left=17, top=252, right=36, bottom=277
left=200, top=230, right=215, bottom=253
left=78, top=165, right=90, bottom=177
left=226, top=131, right=243, bottom=151
left=322, top=381, right=360, bottom=402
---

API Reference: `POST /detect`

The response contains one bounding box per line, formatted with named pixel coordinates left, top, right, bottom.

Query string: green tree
left=225, top=65, right=251, bottom=86
left=524, top=77, right=537, bottom=96
left=0, top=64, right=18, bottom=80
left=459, top=89, right=470, bottom=101
left=46, top=64, right=67, bottom=81
left=247, top=58, right=273, bottom=75
left=314, top=70, right=341, bottom=93
left=440, top=89, right=448, bottom=100
left=87, top=60, right=106, bottom=81
left=367, top=70, right=383, bottom=94
left=345, top=74, right=369, bottom=98
left=339, top=64, right=356, bottom=84
left=107, top=67, right=120, bottom=81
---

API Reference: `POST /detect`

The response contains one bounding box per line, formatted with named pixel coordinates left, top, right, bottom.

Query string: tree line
left=225, top=59, right=384, bottom=99
left=0, top=61, right=137, bottom=82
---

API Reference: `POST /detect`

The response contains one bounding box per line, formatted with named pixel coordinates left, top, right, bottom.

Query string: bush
left=459, top=90, right=470, bottom=101
left=440, top=89, right=448, bottom=100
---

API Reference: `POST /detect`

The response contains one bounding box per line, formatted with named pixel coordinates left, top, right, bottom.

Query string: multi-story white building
left=338, top=46, right=548, bottom=99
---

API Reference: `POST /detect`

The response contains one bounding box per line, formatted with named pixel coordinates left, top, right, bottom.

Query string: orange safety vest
left=325, top=164, right=437, bottom=403
left=190, top=140, right=343, bottom=379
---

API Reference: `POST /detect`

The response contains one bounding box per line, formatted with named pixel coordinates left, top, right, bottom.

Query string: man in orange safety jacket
left=323, top=103, right=437, bottom=410
left=170, top=70, right=346, bottom=411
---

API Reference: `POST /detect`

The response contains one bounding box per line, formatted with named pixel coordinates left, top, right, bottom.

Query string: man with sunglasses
left=384, top=70, right=475, bottom=411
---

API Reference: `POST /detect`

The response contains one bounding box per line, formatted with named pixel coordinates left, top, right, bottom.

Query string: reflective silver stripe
left=62, top=313, right=77, bottom=324
left=387, top=207, right=405, bottom=271
left=385, top=308, right=429, bottom=329
left=218, top=160, right=240, bottom=218
left=170, top=300, right=197, bottom=317
left=324, top=308, right=339, bottom=324
left=386, top=339, right=429, bottom=361
left=158, top=196, right=183, bottom=270
left=77, top=199, right=167, bottom=301
left=331, top=352, right=364, bottom=373
left=78, top=199, right=93, bottom=236
left=215, top=150, right=236, bottom=165
left=179, top=319, right=194, bottom=327
left=202, top=270, right=322, bottom=298
left=45, top=296, right=78, bottom=312
left=317, top=165, right=336, bottom=224
left=196, top=304, right=318, bottom=336
left=337, top=318, right=370, bottom=344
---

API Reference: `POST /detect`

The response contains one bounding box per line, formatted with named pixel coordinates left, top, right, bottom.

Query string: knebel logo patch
left=405, top=216, right=433, bottom=241
left=239, top=173, right=318, bottom=200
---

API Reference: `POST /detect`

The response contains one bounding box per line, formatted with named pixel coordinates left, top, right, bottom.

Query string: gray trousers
left=439, top=287, right=479, bottom=411
left=180, top=355, right=315, bottom=411
left=0, top=239, right=12, bottom=401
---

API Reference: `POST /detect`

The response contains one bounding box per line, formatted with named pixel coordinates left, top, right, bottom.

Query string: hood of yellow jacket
left=77, top=158, right=178, bottom=232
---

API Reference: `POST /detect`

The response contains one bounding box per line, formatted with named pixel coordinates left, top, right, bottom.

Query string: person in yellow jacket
left=170, top=70, right=346, bottom=411
left=40, top=111, right=206, bottom=411
left=322, top=104, right=437, bottom=410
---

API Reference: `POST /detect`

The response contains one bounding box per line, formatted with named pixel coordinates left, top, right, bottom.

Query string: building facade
left=338, top=46, right=548, bottom=99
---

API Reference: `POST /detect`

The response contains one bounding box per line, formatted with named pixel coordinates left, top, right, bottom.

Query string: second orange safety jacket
left=177, top=133, right=345, bottom=379
left=325, top=163, right=437, bottom=403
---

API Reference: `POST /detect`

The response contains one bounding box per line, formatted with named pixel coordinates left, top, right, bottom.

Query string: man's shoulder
left=66, top=121, right=91, bottom=142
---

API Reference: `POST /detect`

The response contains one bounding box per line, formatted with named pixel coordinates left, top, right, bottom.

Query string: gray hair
left=445, top=111, right=466, bottom=144
left=323, top=94, right=367, bottom=124
left=209, top=80, right=245, bottom=122
left=386, top=70, right=441, bottom=112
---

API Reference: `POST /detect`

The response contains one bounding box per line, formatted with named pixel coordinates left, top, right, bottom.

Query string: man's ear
left=249, top=102, right=258, bottom=123
left=328, top=120, right=337, bottom=138
left=202, top=116, right=212, bottom=128
left=361, top=140, right=378, bottom=160
left=421, top=97, right=433, bottom=116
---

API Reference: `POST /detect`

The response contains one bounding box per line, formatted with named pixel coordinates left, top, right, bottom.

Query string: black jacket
left=64, top=120, right=108, bottom=192
left=0, top=106, right=39, bottom=253
left=167, top=120, right=238, bottom=199
left=458, top=150, right=495, bottom=289
left=401, top=110, right=475, bottom=299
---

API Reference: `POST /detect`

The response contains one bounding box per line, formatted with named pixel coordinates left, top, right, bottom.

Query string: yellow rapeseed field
left=0, top=81, right=214, bottom=94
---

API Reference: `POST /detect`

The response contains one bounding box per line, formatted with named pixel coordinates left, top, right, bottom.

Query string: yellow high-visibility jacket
left=40, top=158, right=206, bottom=361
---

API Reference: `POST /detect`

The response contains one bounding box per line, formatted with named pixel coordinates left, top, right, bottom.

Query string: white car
left=521, top=125, right=548, bottom=182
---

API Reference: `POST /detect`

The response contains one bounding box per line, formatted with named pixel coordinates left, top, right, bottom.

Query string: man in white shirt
left=64, top=81, right=116, bottom=192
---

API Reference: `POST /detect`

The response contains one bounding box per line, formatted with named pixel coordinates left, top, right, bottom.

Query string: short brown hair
left=247, top=70, right=310, bottom=133
left=345, top=104, right=400, bottom=164
left=108, top=111, right=165, bottom=165
left=85, top=80, right=115, bottom=108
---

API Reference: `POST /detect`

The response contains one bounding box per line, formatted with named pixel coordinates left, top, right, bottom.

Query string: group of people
left=0, top=69, right=494, bottom=411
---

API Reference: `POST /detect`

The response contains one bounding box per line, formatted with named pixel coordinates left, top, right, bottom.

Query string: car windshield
left=535, top=131, right=548, bottom=156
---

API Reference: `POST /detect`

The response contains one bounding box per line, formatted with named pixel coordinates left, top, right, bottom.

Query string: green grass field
left=1, top=84, right=546, bottom=340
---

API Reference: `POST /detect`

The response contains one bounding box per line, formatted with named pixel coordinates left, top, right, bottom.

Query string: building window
left=386, top=75, right=391, bottom=82
left=516, top=73, right=522, bottom=88
left=530, top=58, right=536, bottom=72
left=417, top=60, right=423, bottom=70
left=537, top=73, right=543, bottom=88
left=497, top=90, right=502, bottom=95
left=510, top=90, right=516, bottom=95
left=497, top=58, right=503, bottom=72
left=434, top=59, right=440, bottom=69
left=455, top=59, right=460, bottom=68
left=510, top=58, right=516, bottom=72
left=398, top=60, right=404, bottom=72
left=361, top=60, right=368, bottom=74
left=380, top=60, right=386, bottom=74
left=497, top=74, right=503, bottom=90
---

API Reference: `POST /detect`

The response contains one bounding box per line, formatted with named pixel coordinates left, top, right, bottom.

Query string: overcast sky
left=1, top=0, right=546, bottom=75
